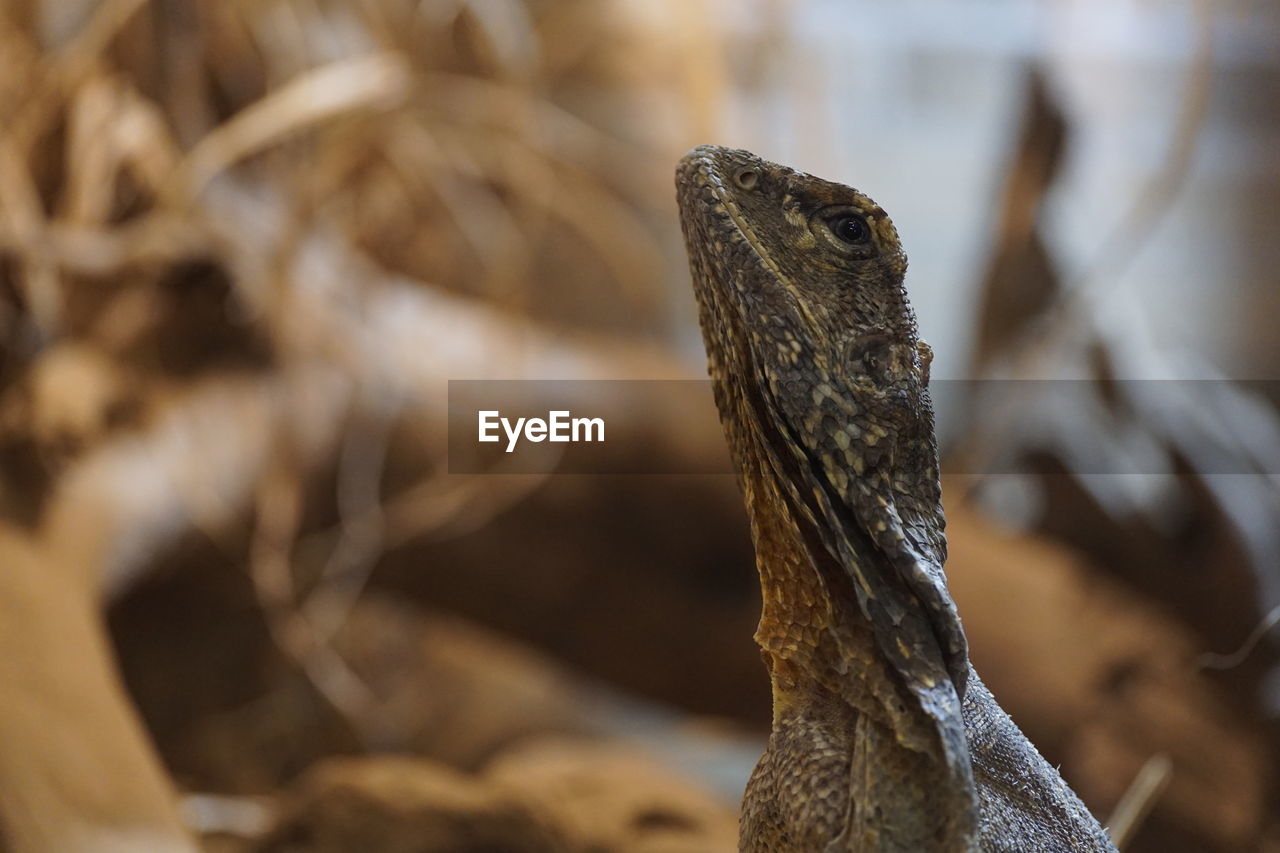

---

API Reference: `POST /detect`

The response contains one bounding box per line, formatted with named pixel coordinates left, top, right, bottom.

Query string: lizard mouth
left=676, top=145, right=791, bottom=395
left=677, top=146, right=826, bottom=346
left=676, top=147, right=781, bottom=281
left=677, top=147, right=760, bottom=235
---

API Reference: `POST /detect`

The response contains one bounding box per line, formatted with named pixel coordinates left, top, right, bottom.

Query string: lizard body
left=676, top=146, right=1117, bottom=853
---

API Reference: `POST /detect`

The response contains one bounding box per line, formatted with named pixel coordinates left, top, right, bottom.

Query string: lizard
left=676, top=145, right=1118, bottom=853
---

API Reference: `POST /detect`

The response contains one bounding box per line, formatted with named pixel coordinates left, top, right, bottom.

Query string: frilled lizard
left=676, top=146, right=1117, bottom=853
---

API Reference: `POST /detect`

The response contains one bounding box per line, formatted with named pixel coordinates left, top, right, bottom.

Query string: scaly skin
left=676, top=146, right=1117, bottom=853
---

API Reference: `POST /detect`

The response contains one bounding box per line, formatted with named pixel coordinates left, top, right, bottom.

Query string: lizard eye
left=812, top=205, right=878, bottom=258
left=828, top=214, right=869, bottom=244
left=734, top=169, right=758, bottom=190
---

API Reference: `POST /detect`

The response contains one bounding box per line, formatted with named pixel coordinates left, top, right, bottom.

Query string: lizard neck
left=738, top=443, right=906, bottom=704
left=733, top=409, right=980, bottom=853
left=722, top=382, right=895, bottom=714
left=741, top=451, right=833, bottom=686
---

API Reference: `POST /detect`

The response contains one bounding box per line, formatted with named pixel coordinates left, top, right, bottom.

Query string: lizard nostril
left=734, top=169, right=758, bottom=190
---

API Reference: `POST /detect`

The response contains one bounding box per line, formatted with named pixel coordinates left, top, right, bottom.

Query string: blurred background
left=0, top=0, right=1278, bottom=851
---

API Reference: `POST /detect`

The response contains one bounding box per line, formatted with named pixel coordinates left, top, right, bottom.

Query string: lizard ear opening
left=734, top=169, right=758, bottom=190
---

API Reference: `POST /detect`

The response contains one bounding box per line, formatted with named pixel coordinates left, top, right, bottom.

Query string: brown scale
left=677, top=146, right=1118, bottom=853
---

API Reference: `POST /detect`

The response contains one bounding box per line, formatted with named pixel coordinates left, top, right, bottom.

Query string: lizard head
left=676, top=144, right=933, bottom=436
